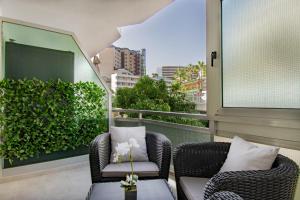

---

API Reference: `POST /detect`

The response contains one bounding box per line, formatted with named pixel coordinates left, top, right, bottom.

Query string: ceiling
left=0, top=0, right=173, bottom=56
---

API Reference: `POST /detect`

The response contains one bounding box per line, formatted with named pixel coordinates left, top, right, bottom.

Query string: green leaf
left=0, top=78, right=107, bottom=164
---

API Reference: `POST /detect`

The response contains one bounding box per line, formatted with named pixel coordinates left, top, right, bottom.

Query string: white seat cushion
left=102, top=162, right=159, bottom=177
left=110, top=126, right=149, bottom=163
left=179, top=176, right=210, bottom=200
left=220, top=136, right=279, bottom=172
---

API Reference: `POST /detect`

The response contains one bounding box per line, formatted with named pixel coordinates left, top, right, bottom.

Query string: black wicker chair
left=207, top=191, right=243, bottom=200
left=173, top=142, right=299, bottom=200
left=89, top=132, right=171, bottom=183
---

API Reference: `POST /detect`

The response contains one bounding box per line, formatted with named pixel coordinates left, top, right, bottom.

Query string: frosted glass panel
left=222, top=0, right=300, bottom=108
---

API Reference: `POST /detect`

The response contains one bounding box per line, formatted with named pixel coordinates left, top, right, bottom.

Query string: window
left=222, top=0, right=300, bottom=109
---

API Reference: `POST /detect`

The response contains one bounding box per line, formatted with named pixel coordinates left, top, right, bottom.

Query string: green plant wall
left=0, top=79, right=107, bottom=163
left=1, top=21, right=110, bottom=126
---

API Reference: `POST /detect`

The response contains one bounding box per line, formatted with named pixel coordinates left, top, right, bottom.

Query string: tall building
left=94, top=46, right=146, bottom=89
left=161, top=66, right=184, bottom=80
left=111, top=69, right=140, bottom=92
left=96, top=46, right=145, bottom=76
left=140, top=49, right=146, bottom=76
left=119, top=47, right=146, bottom=76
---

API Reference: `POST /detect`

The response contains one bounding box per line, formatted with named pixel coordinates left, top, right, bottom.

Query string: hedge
left=0, top=79, right=107, bottom=164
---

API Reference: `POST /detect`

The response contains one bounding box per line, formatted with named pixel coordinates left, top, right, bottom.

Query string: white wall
left=98, top=47, right=116, bottom=79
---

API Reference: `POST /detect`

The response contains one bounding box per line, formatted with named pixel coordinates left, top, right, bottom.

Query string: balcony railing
left=112, top=108, right=212, bottom=148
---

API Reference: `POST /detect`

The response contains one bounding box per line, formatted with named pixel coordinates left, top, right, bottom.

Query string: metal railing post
left=209, top=120, right=216, bottom=142
left=138, top=111, right=143, bottom=126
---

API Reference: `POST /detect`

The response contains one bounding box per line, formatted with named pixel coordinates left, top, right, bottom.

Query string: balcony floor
left=0, top=162, right=176, bottom=200
left=0, top=163, right=91, bottom=200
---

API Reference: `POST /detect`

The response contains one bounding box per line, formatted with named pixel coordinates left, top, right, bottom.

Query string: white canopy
left=0, top=0, right=173, bottom=56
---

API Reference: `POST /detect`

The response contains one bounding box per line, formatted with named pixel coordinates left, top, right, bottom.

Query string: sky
left=113, top=0, right=206, bottom=75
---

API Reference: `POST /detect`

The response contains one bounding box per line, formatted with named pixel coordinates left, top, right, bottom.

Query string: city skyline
left=113, top=0, right=206, bottom=75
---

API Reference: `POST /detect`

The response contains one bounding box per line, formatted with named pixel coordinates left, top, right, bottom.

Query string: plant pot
left=124, top=186, right=137, bottom=200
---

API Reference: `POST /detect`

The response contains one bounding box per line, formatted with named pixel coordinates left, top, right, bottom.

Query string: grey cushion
left=110, top=126, right=149, bottom=163
left=102, top=162, right=159, bottom=177
left=180, top=176, right=210, bottom=200
left=220, top=136, right=279, bottom=172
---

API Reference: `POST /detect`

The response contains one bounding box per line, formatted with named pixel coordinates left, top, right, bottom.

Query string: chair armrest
left=173, top=142, right=230, bottom=180
left=89, top=133, right=111, bottom=183
left=207, top=191, right=243, bottom=200
left=146, top=132, right=172, bottom=180
left=204, top=155, right=299, bottom=200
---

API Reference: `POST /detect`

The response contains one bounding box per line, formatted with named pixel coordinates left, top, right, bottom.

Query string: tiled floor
left=0, top=163, right=92, bottom=200
left=0, top=162, right=177, bottom=200
left=1, top=160, right=297, bottom=200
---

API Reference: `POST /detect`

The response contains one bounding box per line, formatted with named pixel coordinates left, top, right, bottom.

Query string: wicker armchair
left=89, top=132, right=171, bottom=183
left=173, top=142, right=299, bottom=200
left=207, top=191, right=243, bottom=200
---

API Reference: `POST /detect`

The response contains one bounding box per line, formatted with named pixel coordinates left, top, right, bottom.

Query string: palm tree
left=186, top=64, right=194, bottom=81
left=174, top=68, right=188, bottom=84
left=191, top=64, right=200, bottom=79
left=196, top=61, right=206, bottom=78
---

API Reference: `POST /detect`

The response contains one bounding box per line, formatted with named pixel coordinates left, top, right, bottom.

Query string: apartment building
left=139, top=49, right=146, bottom=76
left=96, top=46, right=145, bottom=76
left=161, top=66, right=184, bottom=80
left=111, top=69, right=140, bottom=92
left=119, top=47, right=146, bottom=76
left=94, top=46, right=145, bottom=88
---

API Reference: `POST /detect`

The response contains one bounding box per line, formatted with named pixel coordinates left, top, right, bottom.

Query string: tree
left=114, top=76, right=207, bottom=127
left=173, top=61, right=206, bottom=86
left=174, top=68, right=188, bottom=84
left=196, top=61, right=206, bottom=78
left=152, top=73, right=159, bottom=78
left=114, top=87, right=136, bottom=109
left=168, top=82, right=195, bottom=112
left=114, top=76, right=195, bottom=112
left=187, top=64, right=194, bottom=80
left=134, top=76, right=168, bottom=103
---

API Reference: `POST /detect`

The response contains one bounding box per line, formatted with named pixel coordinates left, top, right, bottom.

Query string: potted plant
left=113, top=138, right=140, bottom=200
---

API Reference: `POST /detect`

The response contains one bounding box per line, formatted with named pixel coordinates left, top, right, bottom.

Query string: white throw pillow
left=219, top=136, right=279, bottom=172
left=110, top=126, right=149, bottom=163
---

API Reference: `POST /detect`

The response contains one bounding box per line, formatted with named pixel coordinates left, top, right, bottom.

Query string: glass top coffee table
left=86, top=179, right=175, bottom=200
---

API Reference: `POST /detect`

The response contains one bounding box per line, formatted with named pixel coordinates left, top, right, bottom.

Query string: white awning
left=0, top=0, right=173, bottom=56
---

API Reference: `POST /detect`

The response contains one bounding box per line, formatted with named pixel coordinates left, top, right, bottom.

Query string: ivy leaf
left=0, top=78, right=107, bottom=164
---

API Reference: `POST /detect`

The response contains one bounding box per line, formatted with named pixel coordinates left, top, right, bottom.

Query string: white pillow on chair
left=219, top=136, right=279, bottom=172
left=110, top=126, right=149, bottom=163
